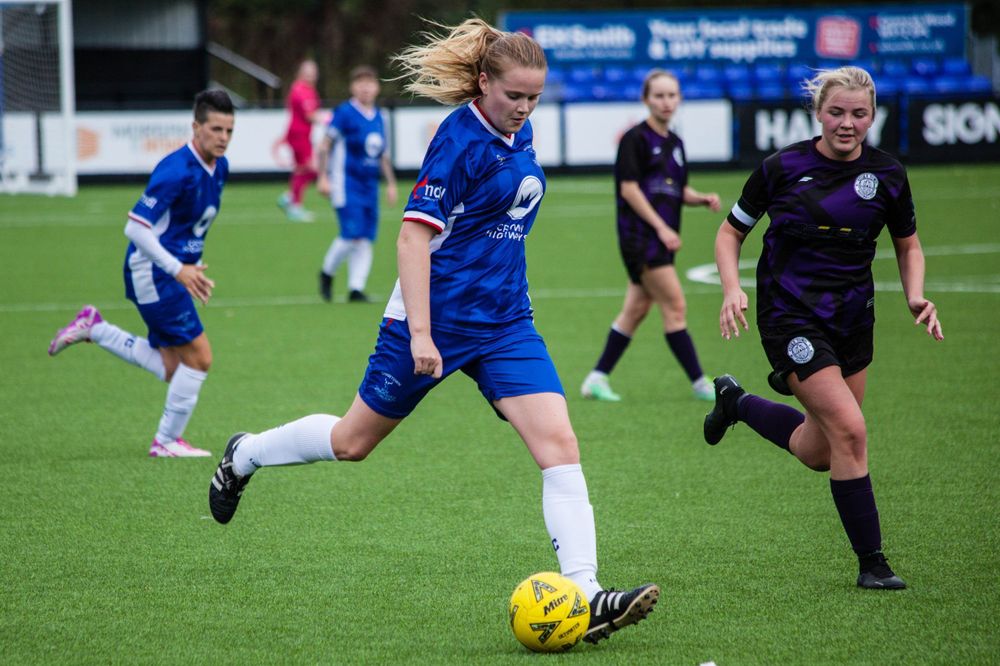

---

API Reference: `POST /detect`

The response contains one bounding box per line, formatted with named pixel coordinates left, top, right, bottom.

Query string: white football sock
left=232, top=414, right=339, bottom=476
left=585, top=369, right=610, bottom=383
left=322, top=237, right=352, bottom=277
left=154, top=363, right=206, bottom=443
left=610, top=323, right=631, bottom=337
left=347, top=239, right=373, bottom=292
left=542, top=464, right=601, bottom=600
left=89, top=321, right=166, bottom=381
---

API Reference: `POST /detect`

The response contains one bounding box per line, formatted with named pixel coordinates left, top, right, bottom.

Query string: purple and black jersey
left=615, top=122, right=688, bottom=248
left=727, top=138, right=916, bottom=335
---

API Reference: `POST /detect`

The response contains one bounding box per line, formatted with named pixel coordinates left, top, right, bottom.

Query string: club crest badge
left=507, top=175, right=543, bottom=220
left=372, top=372, right=402, bottom=403
left=854, top=172, right=878, bottom=200
left=787, top=336, right=815, bottom=364
left=364, top=131, right=384, bottom=158
left=673, top=146, right=684, bottom=167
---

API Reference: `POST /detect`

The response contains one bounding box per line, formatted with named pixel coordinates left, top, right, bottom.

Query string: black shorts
left=619, top=233, right=675, bottom=285
left=759, top=322, right=873, bottom=385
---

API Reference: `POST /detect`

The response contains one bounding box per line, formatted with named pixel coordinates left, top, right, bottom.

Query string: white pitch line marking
left=685, top=243, right=1000, bottom=293
left=3, top=245, right=999, bottom=314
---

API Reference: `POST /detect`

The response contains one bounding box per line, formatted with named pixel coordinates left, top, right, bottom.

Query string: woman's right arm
left=715, top=222, right=749, bottom=340
left=397, top=221, right=443, bottom=378
left=620, top=181, right=681, bottom=251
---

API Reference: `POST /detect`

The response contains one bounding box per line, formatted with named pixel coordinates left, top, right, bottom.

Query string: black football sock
left=830, top=474, right=883, bottom=557
left=664, top=329, right=703, bottom=382
left=594, top=327, right=631, bottom=374
left=736, top=394, right=805, bottom=451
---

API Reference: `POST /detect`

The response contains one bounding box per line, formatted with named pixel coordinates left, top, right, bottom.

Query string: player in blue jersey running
left=48, top=90, right=235, bottom=458
left=209, top=19, right=658, bottom=644
left=705, top=67, right=943, bottom=589
left=581, top=70, right=721, bottom=404
left=316, top=65, right=397, bottom=303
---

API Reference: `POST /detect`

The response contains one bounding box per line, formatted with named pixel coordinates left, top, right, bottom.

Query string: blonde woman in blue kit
left=208, top=19, right=659, bottom=645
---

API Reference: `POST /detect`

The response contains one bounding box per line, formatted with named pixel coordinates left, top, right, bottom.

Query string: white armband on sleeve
left=124, top=219, right=183, bottom=277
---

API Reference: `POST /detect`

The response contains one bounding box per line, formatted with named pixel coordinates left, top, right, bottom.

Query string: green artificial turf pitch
left=1, top=166, right=997, bottom=664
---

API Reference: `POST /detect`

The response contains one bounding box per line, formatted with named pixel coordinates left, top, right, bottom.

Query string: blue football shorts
left=336, top=203, right=378, bottom=241
left=134, top=291, right=203, bottom=349
left=358, top=317, right=565, bottom=419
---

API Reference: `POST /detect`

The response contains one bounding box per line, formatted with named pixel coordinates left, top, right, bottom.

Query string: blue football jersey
left=327, top=100, right=387, bottom=208
left=385, top=101, right=546, bottom=333
left=125, top=143, right=228, bottom=305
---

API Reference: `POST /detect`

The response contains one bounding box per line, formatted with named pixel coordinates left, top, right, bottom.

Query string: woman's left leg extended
left=210, top=318, right=422, bottom=524
left=230, top=393, right=403, bottom=476
left=209, top=396, right=402, bottom=525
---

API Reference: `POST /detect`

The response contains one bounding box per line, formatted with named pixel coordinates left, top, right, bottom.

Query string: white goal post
left=0, top=0, right=76, bottom=196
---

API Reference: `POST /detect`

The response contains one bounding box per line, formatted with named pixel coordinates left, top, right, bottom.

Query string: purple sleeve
left=615, top=129, right=644, bottom=182
left=886, top=172, right=917, bottom=238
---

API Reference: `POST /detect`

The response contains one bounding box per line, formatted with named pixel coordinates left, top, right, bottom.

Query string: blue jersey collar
left=186, top=142, right=216, bottom=176
left=469, top=100, right=515, bottom=147
left=349, top=98, right=379, bottom=121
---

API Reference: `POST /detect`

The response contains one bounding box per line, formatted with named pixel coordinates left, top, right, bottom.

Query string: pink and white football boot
left=149, top=438, right=212, bottom=458
left=48, top=305, right=103, bottom=356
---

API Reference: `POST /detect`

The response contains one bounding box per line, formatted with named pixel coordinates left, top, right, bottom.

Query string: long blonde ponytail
left=393, top=18, right=546, bottom=105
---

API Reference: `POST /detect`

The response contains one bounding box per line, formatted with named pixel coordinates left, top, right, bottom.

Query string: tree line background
left=206, top=0, right=1000, bottom=105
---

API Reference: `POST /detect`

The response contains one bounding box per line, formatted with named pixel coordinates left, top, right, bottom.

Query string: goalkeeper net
left=1, top=0, right=76, bottom=195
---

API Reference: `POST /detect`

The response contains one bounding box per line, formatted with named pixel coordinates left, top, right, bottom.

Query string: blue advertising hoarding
left=500, top=4, right=968, bottom=65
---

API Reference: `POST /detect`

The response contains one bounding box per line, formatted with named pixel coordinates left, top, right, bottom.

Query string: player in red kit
left=278, top=59, right=321, bottom=222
